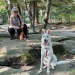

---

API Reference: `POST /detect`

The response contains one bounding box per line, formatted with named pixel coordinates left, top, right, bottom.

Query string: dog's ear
left=47, top=29, right=50, bottom=34
left=41, top=29, right=45, bottom=34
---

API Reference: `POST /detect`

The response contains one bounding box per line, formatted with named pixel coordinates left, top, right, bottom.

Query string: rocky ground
left=0, top=24, right=75, bottom=75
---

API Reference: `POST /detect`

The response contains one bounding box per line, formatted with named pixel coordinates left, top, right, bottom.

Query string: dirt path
left=0, top=24, right=75, bottom=75
left=0, top=35, right=75, bottom=75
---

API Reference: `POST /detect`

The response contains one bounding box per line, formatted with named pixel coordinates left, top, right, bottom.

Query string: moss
left=21, top=53, right=35, bottom=65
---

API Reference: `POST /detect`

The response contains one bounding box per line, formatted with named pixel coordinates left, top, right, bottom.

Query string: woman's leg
left=17, top=28, right=22, bottom=38
left=8, top=28, right=15, bottom=39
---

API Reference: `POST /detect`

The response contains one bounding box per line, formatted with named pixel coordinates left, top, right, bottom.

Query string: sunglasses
left=14, top=11, right=18, bottom=13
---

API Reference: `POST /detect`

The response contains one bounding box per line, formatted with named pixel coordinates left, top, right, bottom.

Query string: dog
left=37, top=29, right=57, bottom=74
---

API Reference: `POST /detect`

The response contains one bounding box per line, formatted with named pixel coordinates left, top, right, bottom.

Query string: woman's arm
left=9, top=15, right=14, bottom=27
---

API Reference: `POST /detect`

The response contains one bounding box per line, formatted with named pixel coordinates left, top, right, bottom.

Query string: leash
left=20, top=28, right=29, bottom=44
left=20, top=28, right=24, bottom=41
left=44, top=46, right=48, bottom=57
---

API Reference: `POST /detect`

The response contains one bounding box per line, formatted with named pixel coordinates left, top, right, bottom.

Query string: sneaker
left=10, top=36, right=15, bottom=40
left=10, top=35, right=15, bottom=40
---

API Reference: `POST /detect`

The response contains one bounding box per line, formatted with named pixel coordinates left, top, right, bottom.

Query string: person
left=8, top=7, right=28, bottom=40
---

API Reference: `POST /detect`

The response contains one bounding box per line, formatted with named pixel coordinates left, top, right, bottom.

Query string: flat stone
left=11, top=72, right=30, bottom=75
left=63, top=40, right=75, bottom=54
left=0, top=46, right=7, bottom=62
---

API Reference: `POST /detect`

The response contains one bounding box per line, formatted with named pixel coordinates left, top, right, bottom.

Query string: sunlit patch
left=0, top=67, right=9, bottom=73
left=11, top=72, right=30, bottom=75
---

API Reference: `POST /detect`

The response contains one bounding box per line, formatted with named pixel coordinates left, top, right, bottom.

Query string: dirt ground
left=0, top=37, right=75, bottom=75
left=0, top=24, right=75, bottom=75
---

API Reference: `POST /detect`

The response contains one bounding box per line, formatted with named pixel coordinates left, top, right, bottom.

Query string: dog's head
left=41, top=29, right=51, bottom=46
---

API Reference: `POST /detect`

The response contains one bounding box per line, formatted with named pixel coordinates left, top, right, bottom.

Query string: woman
left=8, top=7, right=28, bottom=40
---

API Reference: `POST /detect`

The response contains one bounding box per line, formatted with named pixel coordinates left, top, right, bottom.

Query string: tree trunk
left=25, top=0, right=36, bottom=33
left=17, top=4, right=21, bottom=15
left=31, top=0, right=36, bottom=33
left=43, top=0, right=52, bottom=29
left=34, top=1, right=39, bottom=24
left=5, top=0, right=12, bottom=16
left=6, top=0, right=12, bottom=10
left=5, top=6, right=10, bottom=18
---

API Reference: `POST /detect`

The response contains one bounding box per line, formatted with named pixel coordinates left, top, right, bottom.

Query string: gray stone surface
left=63, top=40, right=75, bottom=54
left=0, top=25, right=75, bottom=75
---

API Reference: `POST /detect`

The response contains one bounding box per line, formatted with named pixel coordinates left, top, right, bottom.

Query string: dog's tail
left=56, top=60, right=71, bottom=65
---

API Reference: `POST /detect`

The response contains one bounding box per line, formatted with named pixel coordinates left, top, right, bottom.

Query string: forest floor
left=0, top=23, right=75, bottom=75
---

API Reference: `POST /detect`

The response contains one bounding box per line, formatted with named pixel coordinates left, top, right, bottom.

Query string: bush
left=0, top=9, right=8, bottom=24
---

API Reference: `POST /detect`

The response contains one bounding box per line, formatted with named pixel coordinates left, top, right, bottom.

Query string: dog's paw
left=36, top=70, right=42, bottom=74
left=51, top=63, right=56, bottom=70
left=43, top=65, right=47, bottom=69
left=47, top=70, right=50, bottom=74
left=52, top=65, right=56, bottom=70
left=52, top=67, right=55, bottom=70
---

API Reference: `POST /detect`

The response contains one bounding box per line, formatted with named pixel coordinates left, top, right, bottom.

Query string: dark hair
left=17, top=15, right=21, bottom=26
left=23, top=24, right=28, bottom=33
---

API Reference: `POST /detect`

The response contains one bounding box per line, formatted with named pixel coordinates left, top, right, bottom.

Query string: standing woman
left=8, top=7, right=28, bottom=40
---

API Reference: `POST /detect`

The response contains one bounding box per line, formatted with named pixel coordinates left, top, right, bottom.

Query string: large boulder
left=63, top=40, right=75, bottom=54
left=0, top=46, right=7, bottom=66
left=51, top=36, right=70, bottom=42
left=52, top=42, right=65, bottom=54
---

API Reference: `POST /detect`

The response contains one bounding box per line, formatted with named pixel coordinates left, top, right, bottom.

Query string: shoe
left=10, top=36, right=15, bottom=40
left=10, top=35, right=15, bottom=40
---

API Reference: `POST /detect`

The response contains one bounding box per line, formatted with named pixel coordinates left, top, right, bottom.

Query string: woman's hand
left=21, top=25, right=24, bottom=28
left=14, top=26, right=20, bottom=29
left=9, top=25, right=13, bottom=28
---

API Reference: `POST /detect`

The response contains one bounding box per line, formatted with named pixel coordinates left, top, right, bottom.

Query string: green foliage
left=50, top=0, right=75, bottom=22
left=0, top=0, right=75, bottom=24
left=0, top=0, right=6, bottom=5
left=21, top=53, right=35, bottom=65
left=0, top=2, right=2, bottom=5
left=0, top=9, right=6, bottom=14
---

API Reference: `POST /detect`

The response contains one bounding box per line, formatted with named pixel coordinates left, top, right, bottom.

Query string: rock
left=21, top=45, right=41, bottom=65
left=0, top=46, right=7, bottom=66
left=63, top=40, right=75, bottom=54
left=0, top=46, right=7, bottom=61
left=24, top=42, right=64, bottom=65
left=7, top=56, right=22, bottom=66
left=0, top=46, right=7, bottom=54
left=52, top=42, right=65, bottom=54
left=0, top=67, right=10, bottom=73
left=69, top=36, right=75, bottom=41
left=51, top=36, right=70, bottom=42
left=12, top=72, right=30, bottom=75
left=21, top=52, right=36, bottom=65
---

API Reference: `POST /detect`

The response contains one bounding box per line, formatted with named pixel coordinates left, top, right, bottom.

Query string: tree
left=5, top=0, right=12, bottom=18
left=24, top=0, right=36, bottom=33
left=34, top=0, right=39, bottom=24
left=3, top=0, right=75, bottom=25
left=43, top=0, right=52, bottom=29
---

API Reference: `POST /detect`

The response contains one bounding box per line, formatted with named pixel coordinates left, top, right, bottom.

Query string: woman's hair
left=11, top=7, right=18, bottom=14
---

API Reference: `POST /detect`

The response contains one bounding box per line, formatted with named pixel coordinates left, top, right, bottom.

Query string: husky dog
left=37, top=29, right=57, bottom=74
